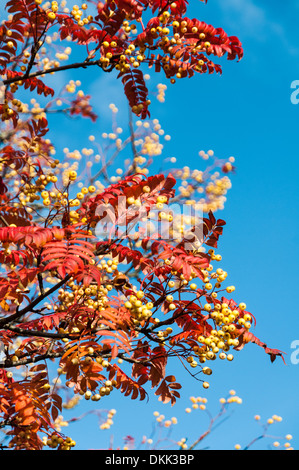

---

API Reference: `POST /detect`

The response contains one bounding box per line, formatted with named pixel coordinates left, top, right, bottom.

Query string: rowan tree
left=0, top=0, right=285, bottom=450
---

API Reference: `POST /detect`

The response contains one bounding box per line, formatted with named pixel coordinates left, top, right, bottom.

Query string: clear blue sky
left=40, top=0, right=299, bottom=450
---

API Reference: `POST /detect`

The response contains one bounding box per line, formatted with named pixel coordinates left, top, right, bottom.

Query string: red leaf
left=235, top=329, right=286, bottom=364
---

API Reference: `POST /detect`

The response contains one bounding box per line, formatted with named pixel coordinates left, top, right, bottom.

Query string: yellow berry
left=47, top=11, right=56, bottom=20
left=157, top=195, right=168, bottom=203
left=126, top=196, right=135, bottom=205
left=226, top=286, right=235, bottom=293
left=68, top=170, right=77, bottom=180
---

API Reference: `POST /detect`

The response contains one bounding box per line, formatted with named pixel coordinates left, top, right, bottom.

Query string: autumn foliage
left=0, top=0, right=284, bottom=450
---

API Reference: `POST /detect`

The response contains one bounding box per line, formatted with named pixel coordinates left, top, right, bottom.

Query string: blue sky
left=11, top=0, right=299, bottom=450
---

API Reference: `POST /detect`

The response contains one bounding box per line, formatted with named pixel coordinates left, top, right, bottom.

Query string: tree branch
left=0, top=273, right=72, bottom=327
left=2, top=59, right=105, bottom=87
